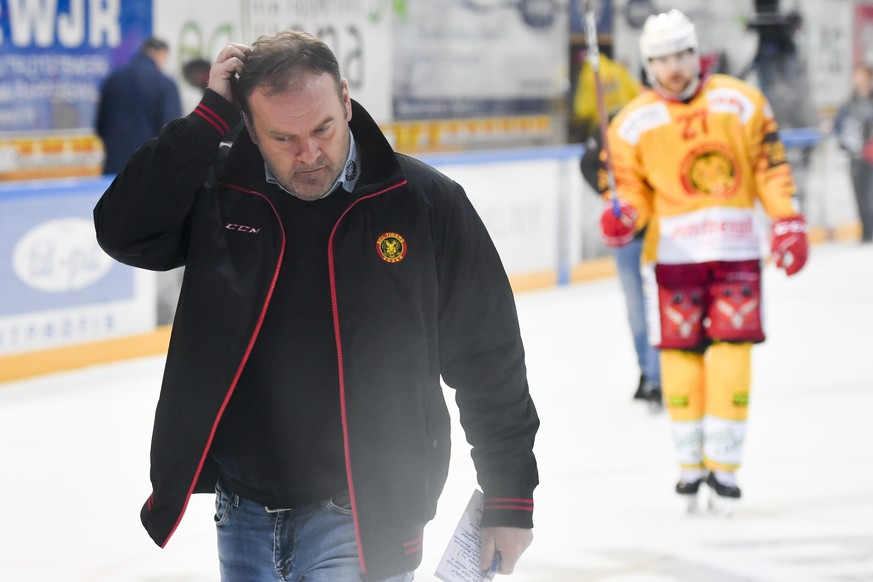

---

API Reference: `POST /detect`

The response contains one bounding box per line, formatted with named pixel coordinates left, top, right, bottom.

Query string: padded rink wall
left=0, top=130, right=855, bottom=382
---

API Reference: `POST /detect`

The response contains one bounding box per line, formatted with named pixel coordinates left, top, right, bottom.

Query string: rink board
left=0, top=131, right=859, bottom=381
left=0, top=178, right=156, bottom=360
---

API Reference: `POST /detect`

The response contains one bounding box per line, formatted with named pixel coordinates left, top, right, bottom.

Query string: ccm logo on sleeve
left=225, top=223, right=261, bottom=234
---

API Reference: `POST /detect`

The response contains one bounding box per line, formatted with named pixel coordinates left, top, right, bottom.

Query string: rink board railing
left=0, top=129, right=857, bottom=380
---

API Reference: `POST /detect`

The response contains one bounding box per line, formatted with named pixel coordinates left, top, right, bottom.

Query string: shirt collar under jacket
left=265, top=129, right=360, bottom=199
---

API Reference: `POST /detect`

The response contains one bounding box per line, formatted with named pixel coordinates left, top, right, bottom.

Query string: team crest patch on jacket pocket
left=376, top=232, right=407, bottom=263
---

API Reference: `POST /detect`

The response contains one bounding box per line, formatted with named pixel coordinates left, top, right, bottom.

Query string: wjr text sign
left=0, top=0, right=153, bottom=131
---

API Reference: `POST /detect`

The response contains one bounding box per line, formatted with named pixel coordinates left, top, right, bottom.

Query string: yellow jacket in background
left=574, top=54, right=642, bottom=139
left=606, top=74, right=797, bottom=265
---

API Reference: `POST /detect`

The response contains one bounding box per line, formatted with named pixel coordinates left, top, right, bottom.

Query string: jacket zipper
left=158, top=183, right=286, bottom=547
left=327, top=179, right=407, bottom=575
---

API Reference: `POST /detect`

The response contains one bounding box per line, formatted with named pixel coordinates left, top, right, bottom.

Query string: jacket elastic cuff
left=190, top=89, right=241, bottom=138
left=479, top=497, right=534, bottom=529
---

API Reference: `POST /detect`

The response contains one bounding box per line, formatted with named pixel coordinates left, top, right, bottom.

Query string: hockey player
left=599, top=9, right=809, bottom=514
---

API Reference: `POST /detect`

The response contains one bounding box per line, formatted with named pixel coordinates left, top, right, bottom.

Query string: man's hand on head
left=208, top=43, right=252, bottom=105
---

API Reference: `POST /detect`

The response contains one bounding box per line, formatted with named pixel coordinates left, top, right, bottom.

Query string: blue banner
left=0, top=0, right=153, bottom=131
left=0, top=178, right=133, bottom=317
left=0, top=177, right=156, bottom=355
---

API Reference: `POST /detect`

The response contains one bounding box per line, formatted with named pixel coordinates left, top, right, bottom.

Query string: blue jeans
left=215, top=481, right=415, bottom=582
left=613, top=234, right=660, bottom=386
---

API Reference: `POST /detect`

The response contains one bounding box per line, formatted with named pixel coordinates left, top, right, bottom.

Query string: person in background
left=95, top=37, right=181, bottom=174
left=575, top=48, right=662, bottom=409
left=834, top=63, right=873, bottom=243
left=600, top=10, right=808, bottom=515
left=182, top=57, right=212, bottom=91
left=94, top=30, right=538, bottom=581
left=573, top=49, right=642, bottom=144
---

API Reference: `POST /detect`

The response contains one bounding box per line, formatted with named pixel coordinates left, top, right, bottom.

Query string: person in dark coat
left=834, top=63, right=873, bottom=243
left=94, top=31, right=538, bottom=581
left=95, top=37, right=182, bottom=174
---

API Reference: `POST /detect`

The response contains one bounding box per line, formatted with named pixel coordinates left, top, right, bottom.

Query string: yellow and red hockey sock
left=662, top=348, right=705, bottom=469
left=702, top=341, right=752, bottom=472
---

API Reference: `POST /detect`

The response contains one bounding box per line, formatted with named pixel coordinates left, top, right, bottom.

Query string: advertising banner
left=158, top=0, right=393, bottom=122
left=425, top=149, right=564, bottom=278
left=0, top=179, right=155, bottom=355
left=0, top=0, right=154, bottom=132
left=392, top=0, right=567, bottom=120
left=799, top=0, right=852, bottom=114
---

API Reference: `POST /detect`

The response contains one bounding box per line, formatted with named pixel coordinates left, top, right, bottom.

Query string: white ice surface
left=1, top=241, right=871, bottom=581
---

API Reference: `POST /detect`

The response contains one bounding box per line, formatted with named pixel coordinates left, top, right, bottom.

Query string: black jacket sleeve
left=93, top=90, right=241, bottom=271
left=435, top=182, right=539, bottom=529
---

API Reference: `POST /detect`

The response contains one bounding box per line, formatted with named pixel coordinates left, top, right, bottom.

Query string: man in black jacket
left=94, top=31, right=538, bottom=581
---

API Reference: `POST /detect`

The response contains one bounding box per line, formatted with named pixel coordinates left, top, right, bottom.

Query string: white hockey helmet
left=639, top=9, right=698, bottom=61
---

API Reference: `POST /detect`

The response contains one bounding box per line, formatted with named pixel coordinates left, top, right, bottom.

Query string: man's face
left=246, top=72, right=351, bottom=201
left=648, top=49, right=697, bottom=97
left=150, top=48, right=169, bottom=70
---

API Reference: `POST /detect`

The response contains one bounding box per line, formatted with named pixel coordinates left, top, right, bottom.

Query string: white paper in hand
left=434, top=489, right=496, bottom=582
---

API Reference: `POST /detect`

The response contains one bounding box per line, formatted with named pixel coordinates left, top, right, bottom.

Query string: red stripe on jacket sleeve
left=194, top=103, right=230, bottom=136
left=484, top=498, right=534, bottom=512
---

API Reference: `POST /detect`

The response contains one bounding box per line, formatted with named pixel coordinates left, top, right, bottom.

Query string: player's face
left=246, top=73, right=352, bottom=201
left=649, top=49, right=698, bottom=97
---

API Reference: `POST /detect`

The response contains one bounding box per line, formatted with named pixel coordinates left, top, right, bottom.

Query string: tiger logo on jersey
left=376, top=232, right=407, bottom=263
left=680, top=143, right=741, bottom=199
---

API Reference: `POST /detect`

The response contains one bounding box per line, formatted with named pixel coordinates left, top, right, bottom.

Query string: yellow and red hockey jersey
left=606, top=74, right=798, bottom=264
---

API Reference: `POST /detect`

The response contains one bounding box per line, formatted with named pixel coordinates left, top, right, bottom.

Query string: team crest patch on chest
left=680, top=143, right=741, bottom=199
left=376, top=232, right=407, bottom=263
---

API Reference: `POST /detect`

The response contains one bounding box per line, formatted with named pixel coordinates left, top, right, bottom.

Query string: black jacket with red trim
left=94, top=90, right=539, bottom=581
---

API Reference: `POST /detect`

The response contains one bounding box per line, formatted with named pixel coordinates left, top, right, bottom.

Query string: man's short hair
left=182, top=58, right=212, bottom=89
left=238, top=30, right=343, bottom=114
left=141, top=37, right=169, bottom=53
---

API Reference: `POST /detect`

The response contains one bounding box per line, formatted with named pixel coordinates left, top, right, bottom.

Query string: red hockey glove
left=600, top=200, right=638, bottom=248
left=771, top=215, right=808, bottom=276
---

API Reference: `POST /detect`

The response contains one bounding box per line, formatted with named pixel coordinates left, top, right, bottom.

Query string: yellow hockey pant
left=662, top=342, right=751, bottom=472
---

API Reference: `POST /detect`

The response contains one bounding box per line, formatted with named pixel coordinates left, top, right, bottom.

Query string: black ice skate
left=633, top=376, right=663, bottom=412
left=642, top=384, right=663, bottom=412
left=675, top=477, right=704, bottom=513
left=706, top=472, right=741, bottom=517
left=632, top=374, right=646, bottom=400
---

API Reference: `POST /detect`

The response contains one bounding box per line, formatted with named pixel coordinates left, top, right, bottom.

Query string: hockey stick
left=583, top=0, right=621, bottom=216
